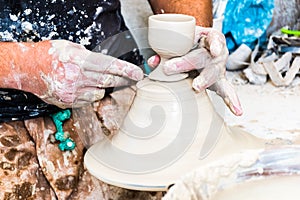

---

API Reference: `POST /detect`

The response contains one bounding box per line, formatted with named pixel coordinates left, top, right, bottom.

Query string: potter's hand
left=147, top=27, right=242, bottom=116
left=30, top=40, right=143, bottom=108
left=15, top=40, right=143, bottom=108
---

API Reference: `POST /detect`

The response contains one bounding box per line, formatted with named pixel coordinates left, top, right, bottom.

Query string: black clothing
left=2, top=0, right=125, bottom=49
left=0, top=0, right=143, bottom=122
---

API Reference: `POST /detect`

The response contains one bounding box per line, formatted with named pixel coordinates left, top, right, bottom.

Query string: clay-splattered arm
left=0, top=40, right=144, bottom=108
left=148, top=0, right=213, bottom=27
left=0, top=41, right=52, bottom=97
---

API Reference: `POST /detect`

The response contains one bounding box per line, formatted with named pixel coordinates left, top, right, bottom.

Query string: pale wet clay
left=84, top=14, right=265, bottom=191
left=84, top=77, right=265, bottom=191
left=212, top=175, right=300, bottom=200
left=148, top=14, right=195, bottom=82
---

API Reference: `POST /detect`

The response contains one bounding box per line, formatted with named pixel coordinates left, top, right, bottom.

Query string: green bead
left=51, top=109, right=71, bottom=133
left=51, top=109, right=75, bottom=151
left=55, top=131, right=67, bottom=142
left=58, top=138, right=76, bottom=151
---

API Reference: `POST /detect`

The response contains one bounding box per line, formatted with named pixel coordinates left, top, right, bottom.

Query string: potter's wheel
left=84, top=13, right=266, bottom=191
left=84, top=78, right=218, bottom=191
left=84, top=77, right=264, bottom=191
left=164, top=145, right=300, bottom=199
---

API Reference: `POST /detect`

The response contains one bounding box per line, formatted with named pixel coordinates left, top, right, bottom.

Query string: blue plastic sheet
left=223, top=0, right=274, bottom=52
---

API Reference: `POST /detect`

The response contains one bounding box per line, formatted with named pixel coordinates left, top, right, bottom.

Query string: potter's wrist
left=148, top=0, right=213, bottom=27
left=0, top=41, right=51, bottom=96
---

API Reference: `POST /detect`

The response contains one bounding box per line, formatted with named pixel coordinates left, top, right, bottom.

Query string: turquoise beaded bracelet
left=50, top=109, right=76, bottom=151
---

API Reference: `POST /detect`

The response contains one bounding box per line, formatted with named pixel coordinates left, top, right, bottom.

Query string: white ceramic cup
left=148, top=14, right=196, bottom=58
left=148, top=14, right=196, bottom=82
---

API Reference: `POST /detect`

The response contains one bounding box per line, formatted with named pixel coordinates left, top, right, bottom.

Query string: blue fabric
left=223, top=0, right=274, bottom=52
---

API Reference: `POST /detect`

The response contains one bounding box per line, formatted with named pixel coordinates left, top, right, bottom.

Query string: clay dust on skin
left=18, top=43, right=29, bottom=52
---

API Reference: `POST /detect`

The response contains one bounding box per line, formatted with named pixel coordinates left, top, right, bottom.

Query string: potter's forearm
left=148, top=0, right=213, bottom=27
left=0, top=41, right=52, bottom=95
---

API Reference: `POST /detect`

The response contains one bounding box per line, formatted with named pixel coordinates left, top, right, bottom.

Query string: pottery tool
left=281, top=27, right=300, bottom=37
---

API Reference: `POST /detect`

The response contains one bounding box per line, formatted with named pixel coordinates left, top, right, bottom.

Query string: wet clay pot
left=148, top=13, right=195, bottom=82
left=84, top=14, right=265, bottom=191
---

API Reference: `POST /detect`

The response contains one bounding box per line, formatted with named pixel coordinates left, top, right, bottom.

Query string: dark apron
left=0, top=0, right=143, bottom=122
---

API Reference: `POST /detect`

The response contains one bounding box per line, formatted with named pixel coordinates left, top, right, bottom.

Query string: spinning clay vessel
left=84, top=14, right=265, bottom=191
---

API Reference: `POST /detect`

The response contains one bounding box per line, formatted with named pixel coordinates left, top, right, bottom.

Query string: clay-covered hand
left=43, top=40, right=144, bottom=108
left=6, top=40, right=144, bottom=108
left=147, top=27, right=242, bottom=116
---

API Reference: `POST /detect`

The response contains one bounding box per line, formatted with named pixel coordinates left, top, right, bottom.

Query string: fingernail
left=147, top=56, right=155, bottom=66
left=147, top=55, right=159, bottom=67
left=192, top=77, right=206, bottom=92
left=233, top=104, right=243, bottom=116
left=132, top=69, right=144, bottom=81
left=210, top=42, right=222, bottom=57
left=165, top=57, right=185, bottom=74
left=164, top=61, right=177, bottom=75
